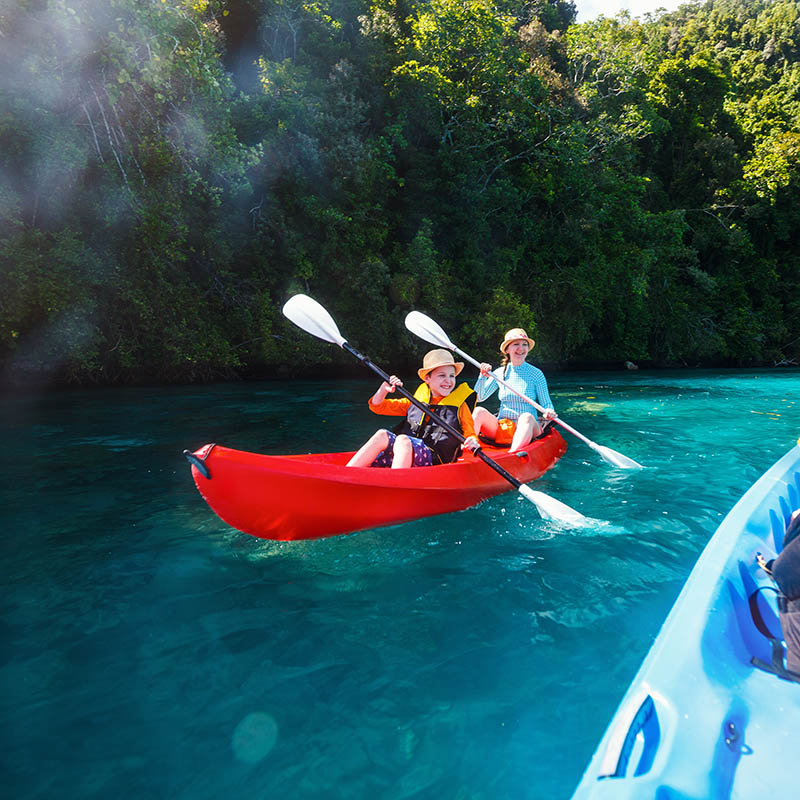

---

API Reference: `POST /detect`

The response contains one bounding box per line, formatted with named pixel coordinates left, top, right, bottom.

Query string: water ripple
left=1, top=369, right=799, bottom=800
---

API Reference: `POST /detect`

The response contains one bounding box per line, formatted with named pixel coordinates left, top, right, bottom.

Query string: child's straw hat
left=417, top=349, right=464, bottom=379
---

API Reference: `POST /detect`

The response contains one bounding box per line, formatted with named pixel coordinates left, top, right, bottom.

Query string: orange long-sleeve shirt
left=368, top=393, right=477, bottom=440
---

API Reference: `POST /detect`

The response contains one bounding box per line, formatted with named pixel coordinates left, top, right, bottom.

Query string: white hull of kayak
left=571, top=444, right=800, bottom=799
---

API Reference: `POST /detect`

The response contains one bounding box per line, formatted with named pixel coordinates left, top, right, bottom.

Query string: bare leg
left=472, top=406, right=499, bottom=440
left=391, top=434, right=414, bottom=468
left=509, top=412, right=540, bottom=452
left=347, top=429, right=390, bottom=467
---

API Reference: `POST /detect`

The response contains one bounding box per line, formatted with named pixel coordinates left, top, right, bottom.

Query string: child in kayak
left=347, top=349, right=481, bottom=468
left=472, top=327, right=557, bottom=452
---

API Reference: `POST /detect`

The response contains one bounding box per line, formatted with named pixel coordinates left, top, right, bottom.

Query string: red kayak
left=185, top=428, right=567, bottom=540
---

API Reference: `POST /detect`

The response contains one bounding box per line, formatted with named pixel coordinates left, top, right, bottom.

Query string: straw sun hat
left=500, top=328, right=535, bottom=354
left=417, top=349, right=464, bottom=380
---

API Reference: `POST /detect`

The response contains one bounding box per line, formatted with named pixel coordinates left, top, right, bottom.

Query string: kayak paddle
left=282, top=294, right=586, bottom=525
left=404, top=310, right=643, bottom=470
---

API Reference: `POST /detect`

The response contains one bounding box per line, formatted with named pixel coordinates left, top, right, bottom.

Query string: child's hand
left=372, top=375, right=404, bottom=405
left=463, top=435, right=480, bottom=452
left=383, top=375, right=403, bottom=393
left=479, top=363, right=492, bottom=376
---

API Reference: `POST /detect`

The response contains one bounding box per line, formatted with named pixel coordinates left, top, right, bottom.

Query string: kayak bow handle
left=184, top=448, right=212, bottom=480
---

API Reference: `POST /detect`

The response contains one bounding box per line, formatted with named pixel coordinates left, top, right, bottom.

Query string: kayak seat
left=740, top=505, right=800, bottom=684
left=720, top=563, right=779, bottom=671
left=477, top=422, right=554, bottom=448
left=743, top=573, right=800, bottom=684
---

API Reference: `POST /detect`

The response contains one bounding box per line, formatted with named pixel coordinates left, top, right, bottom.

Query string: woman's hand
left=479, top=363, right=492, bottom=376
left=463, top=435, right=481, bottom=452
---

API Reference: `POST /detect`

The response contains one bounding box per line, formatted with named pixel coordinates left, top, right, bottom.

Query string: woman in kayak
left=347, top=349, right=481, bottom=468
left=472, top=327, right=557, bottom=452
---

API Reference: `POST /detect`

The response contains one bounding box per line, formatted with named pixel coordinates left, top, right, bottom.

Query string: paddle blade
left=518, top=484, right=587, bottom=526
left=404, top=311, right=457, bottom=350
left=591, top=443, right=644, bottom=470
left=282, top=294, right=346, bottom=348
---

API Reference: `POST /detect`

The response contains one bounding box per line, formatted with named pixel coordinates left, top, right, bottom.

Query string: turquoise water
left=2, top=369, right=798, bottom=799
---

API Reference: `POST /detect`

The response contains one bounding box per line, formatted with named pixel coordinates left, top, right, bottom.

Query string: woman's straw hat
left=417, top=349, right=464, bottom=380
left=500, top=328, right=535, bottom=354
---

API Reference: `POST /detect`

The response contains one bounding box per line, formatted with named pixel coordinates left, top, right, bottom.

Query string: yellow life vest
left=399, top=382, right=477, bottom=463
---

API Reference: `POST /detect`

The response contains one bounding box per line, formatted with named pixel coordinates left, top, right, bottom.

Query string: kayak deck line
left=186, top=428, right=567, bottom=540
left=571, top=444, right=800, bottom=799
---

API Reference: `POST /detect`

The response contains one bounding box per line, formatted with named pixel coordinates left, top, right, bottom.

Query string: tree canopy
left=1, top=0, right=798, bottom=385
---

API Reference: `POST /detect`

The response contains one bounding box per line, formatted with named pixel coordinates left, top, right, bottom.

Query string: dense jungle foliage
left=1, top=0, right=799, bottom=384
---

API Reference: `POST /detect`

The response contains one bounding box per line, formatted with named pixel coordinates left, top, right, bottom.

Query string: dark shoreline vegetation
left=4, top=361, right=798, bottom=397
left=2, top=0, right=799, bottom=388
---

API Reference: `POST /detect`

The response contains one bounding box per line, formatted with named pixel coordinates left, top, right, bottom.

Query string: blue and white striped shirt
left=473, top=362, right=554, bottom=421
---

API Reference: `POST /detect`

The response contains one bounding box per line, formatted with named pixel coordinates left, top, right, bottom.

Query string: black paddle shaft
left=342, top=341, right=524, bottom=489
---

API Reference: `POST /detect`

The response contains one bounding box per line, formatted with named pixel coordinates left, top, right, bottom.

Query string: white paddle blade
left=404, top=311, right=457, bottom=350
left=591, top=443, right=644, bottom=470
left=518, top=484, right=587, bottom=526
left=282, top=294, right=346, bottom=347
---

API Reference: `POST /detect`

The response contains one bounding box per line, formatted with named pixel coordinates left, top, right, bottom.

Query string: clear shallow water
left=2, top=369, right=798, bottom=799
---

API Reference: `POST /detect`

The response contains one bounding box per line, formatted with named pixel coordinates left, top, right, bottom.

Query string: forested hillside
left=2, top=0, right=799, bottom=384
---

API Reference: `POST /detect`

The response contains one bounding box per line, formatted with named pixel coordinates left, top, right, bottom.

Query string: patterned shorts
left=371, top=431, right=434, bottom=468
